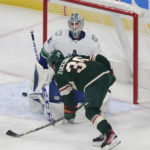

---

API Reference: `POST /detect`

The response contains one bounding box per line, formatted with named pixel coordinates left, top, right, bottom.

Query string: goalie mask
left=68, top=13, right=84, bottom=39
left=47, top=50, right=64, bottom=67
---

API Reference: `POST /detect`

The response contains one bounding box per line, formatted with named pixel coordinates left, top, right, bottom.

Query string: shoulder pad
left=55, top=30, right=63, bottom=36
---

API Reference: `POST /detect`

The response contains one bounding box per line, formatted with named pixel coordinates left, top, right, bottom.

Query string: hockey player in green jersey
left=47, top=50, right=121, bottom=150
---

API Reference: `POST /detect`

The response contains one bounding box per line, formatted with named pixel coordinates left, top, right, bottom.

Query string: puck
left=22, top=92, right=28, bottom=97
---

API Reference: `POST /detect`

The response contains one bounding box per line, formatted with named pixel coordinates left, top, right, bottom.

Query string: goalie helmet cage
left=43, top=0, right=150, bottom=104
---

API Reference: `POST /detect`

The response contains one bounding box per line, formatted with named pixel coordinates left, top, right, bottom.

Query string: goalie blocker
left=30, top=61, right=54, bottom=92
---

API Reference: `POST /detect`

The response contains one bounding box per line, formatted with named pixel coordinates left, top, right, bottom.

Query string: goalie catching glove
left=30, top=61, right=54, bottom=92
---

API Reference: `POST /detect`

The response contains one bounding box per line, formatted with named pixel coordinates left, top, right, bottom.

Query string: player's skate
left=93, top=134, right=105, bottom=146
left=101, top=130, right=121, bottom=150
left=93, top=130, right=121, bottom=150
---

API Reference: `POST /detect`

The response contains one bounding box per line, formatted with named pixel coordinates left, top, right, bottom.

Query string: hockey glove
left=64, top=105, right=77, bottom=121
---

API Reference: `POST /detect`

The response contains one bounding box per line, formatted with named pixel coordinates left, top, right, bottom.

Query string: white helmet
left=68, top=13, right=84, bottom=39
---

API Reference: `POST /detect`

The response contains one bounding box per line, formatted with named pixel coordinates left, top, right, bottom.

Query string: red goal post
left=43, top=0, right=146, bottom=104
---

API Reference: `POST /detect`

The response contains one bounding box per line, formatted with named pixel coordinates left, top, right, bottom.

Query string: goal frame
left=43, top=0, right=139, bottom=104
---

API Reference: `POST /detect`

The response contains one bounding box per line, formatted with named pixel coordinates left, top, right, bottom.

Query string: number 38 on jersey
left=66, top=57, right=89, bottom=73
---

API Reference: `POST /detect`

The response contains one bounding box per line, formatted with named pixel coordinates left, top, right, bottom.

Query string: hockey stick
left=6, top=103, right=85, bottom=137
left=30, top=30, right=52, bottom=122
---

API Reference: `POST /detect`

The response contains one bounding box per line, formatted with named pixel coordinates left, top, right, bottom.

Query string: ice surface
left=0, top=4, right=150, bottom=150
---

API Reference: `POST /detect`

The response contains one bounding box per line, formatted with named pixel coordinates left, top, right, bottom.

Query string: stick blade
left=6, top=130, right=19, bottom=137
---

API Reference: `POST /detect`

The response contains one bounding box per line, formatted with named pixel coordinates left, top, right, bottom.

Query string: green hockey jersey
left=53, top=54, right=115, bottom=109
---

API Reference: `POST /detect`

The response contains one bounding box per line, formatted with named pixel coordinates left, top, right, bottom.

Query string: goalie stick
left=6, top=103, right=85, bottom=137
left=30, top=30, right=52, bottom=122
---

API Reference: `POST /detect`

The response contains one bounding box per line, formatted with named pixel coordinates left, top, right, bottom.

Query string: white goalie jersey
left=42, top=29, right=101, bottom=58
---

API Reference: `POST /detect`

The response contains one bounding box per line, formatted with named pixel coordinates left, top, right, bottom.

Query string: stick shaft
left=30, top=30, right=39, bottom=61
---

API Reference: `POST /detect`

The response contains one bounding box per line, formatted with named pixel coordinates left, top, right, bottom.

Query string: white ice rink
left=0, top=4, right=150, bottom=150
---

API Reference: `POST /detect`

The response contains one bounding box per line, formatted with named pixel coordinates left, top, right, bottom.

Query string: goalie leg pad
left=28, top=93, right=44, bottom=113
left=44, top=102, right=64, bottom=120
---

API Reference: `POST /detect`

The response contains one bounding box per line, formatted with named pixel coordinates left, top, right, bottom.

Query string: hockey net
left=43, top=0, right=150, bottom=104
